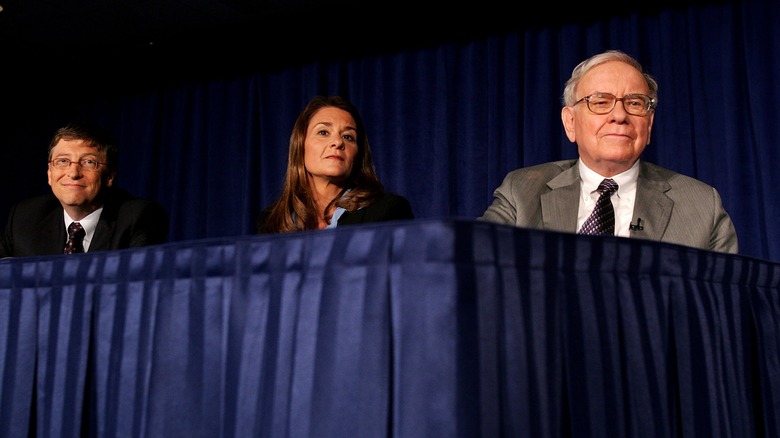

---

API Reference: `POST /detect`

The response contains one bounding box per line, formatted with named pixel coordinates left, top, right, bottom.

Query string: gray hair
left=561, top=50, right=659, bottom=107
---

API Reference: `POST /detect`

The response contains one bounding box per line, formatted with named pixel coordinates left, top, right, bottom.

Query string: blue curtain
left=1, top=0, right=777, bottom=261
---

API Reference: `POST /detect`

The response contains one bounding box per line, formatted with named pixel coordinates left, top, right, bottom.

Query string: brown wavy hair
left=259, top=95, right=386, bottom=233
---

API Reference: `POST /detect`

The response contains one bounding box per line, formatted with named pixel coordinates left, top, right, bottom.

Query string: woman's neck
left=309, top=178, right=345, bottom=226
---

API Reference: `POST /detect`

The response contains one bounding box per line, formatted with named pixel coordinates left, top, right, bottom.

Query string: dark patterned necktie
left=64, top=222, right=86, bottom=254
left=578, top=178, right=619, bottom=235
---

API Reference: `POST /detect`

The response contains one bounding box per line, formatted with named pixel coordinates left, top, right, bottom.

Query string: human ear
left=561, top=106, right=576, bottom=143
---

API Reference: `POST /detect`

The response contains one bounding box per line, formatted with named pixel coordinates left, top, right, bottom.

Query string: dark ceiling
left=0, top=0, right=725, bottom=87
left=0, top=0, right=312, bottom=66
left=0, top=0, right=512, bottom=60
left=0, top=0, right=691, bottom=58
left=2, top=0, right=569, bottom=89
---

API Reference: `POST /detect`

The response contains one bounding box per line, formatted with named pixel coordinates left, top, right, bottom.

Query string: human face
left=47, top=138, right=114, bottom=219
left=561, top=60, right=655, bottom=176
left=303, top=107, right=358, bottom=188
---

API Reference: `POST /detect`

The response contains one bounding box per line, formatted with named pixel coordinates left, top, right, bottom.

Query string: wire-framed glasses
left=49, top=157, right=106, bottom=171
left=574, top=92, right=656, bottom=116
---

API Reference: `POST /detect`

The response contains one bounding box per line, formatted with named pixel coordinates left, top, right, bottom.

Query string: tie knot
left=64, top=222, right=86, bottom=254
left=598, top=178, right=618, bottom=196
left=68, top=222, right=85, bottom=238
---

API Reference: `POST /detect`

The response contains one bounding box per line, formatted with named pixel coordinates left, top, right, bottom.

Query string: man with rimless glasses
left=480, top=49, right=738, bottom=253
left=0, top=121, right=169, bottom=257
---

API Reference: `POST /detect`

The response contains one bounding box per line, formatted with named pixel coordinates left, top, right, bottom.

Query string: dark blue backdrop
left=1, top=0, right=777, bottom=262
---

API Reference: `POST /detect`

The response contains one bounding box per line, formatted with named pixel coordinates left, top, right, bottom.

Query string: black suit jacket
left=0, top=187, right=169, bottom=258
left=257, top=193, right=414, bottom=233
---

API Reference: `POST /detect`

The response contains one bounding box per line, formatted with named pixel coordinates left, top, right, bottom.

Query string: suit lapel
left=90, top=219, right=113, bottom=251
left=539, top=160, right=675, bottom=238
left=631, top=163, right=673, bottom=240
left=40, top=209, right=67, bottom=254
left=338, top=209, right=364, bottom=225
left=89, top=192, right=120, bottom=251
left=541, top=166, right=581, bottom=232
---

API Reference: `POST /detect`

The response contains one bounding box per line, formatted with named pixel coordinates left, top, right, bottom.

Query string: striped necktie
left=578, top=178, right=619, bottom=235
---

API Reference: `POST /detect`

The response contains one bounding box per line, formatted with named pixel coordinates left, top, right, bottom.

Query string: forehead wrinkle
left=579, top=63, right=648, bottom=96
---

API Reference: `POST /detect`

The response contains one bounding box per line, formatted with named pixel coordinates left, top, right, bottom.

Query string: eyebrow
left=312, top=121, right=356, bottom=132
left=52, top=153, right=100, bottom=158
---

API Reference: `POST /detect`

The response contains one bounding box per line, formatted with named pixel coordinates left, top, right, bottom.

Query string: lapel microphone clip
left=629, top=217, right=644, bottom=231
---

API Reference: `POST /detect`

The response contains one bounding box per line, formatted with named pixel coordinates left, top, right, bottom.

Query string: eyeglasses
left=49, top=157, right=106, bottom=171
left=574, top=92, right=656, bottom=116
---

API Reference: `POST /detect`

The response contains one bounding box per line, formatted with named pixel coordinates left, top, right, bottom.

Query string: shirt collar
left=578, top=158, right=640, bottom=196
left=64, top=207, right=104, bottom=246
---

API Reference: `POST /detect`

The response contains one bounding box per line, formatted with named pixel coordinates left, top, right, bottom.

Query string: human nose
left=609, top=99, right=629, bottom=121
left=330, top=136, right=345, bottom=149
left=65, top=161, right=84, bottom=177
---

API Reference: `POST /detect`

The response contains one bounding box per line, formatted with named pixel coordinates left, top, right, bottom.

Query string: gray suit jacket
left=480, top=159, right=738, bottom=254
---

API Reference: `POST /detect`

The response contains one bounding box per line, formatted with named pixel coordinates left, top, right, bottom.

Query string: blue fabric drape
left=1, top=0, right=778, bottom=262
left=1, top=219, right=779, bottom=437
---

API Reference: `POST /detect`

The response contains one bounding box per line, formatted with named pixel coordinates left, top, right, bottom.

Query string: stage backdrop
left=1, top=0, right=777, bottom=262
